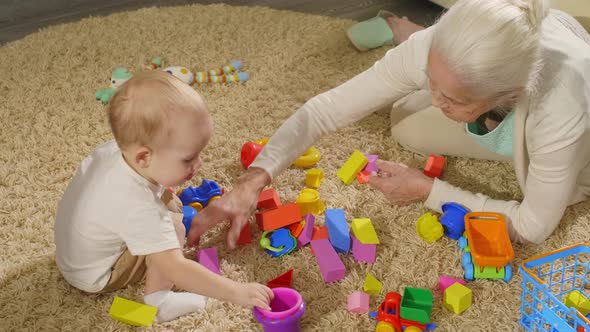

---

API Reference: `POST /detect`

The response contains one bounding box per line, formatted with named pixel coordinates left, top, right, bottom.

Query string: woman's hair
left=107, top=70, right=207, bottom=150
left=432, top=0, right=549, bottom=107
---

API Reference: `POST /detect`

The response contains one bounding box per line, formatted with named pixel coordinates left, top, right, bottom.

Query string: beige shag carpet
left=1, top=3, right=590, bottom=331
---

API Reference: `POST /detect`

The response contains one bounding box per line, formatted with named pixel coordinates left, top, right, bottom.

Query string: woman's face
left=426, top=49, right=491, bottom=123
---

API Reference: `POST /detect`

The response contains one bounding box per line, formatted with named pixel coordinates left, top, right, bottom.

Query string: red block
left=356, top=170, right=370, bottom=184
left=311, top=226, right=329, bottom=254
left=256, top=203, right=302, bottom=231
left=257, top=188, right=281, bottom=210
left=289, top=220, right=305, bottom=238
left=424, top=154, right=446, bottom=178
left=267, top=269, right=293, bottom=289
left=236, top=222, right=252, bottom=245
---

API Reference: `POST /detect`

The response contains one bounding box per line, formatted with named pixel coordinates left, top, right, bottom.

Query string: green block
left=109, top=296, right=157, bottom=326
left=400, top=287, right=433, bottom=324
left=473, top=264, right=505, bottom=279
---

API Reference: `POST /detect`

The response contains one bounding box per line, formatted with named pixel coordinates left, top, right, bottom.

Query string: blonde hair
left=107, top=70, right=207, bottom=150
left=432, top=0, right=549, bottom=107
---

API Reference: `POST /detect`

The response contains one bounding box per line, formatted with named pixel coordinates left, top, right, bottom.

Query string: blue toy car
left=177, top=179, right=223, bottom=211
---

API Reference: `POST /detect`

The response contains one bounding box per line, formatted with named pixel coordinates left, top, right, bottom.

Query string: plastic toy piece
left=196, top=247, right=221, bottom=275
left=464, top=212, right=515, bottom=267
left=96, top=67, right=133, bottom=104
left=296, top=214, right=315, bottom=248
left=310, top=239, right=346, bottom=283
left=400, top=287, right=433, bottom=324
left=292, top=146, right=321, bottom=168
left=325, top=209, right=351, bottom=253
left=267, top=269, right=294, bottom=289
left=109, top=296, right=157, bottom=326
left=564, top=290, right=590, bottom=316
left=258, top=188, right=281, bottom=210
left=440, top=202, right=469, bottom=240
left=241, top=141, right=264, bottom=169
left=295, top=188, right=326, bottom=215
left=351, top=233, right=376, bottom=263
left=288, top=220, right=305, bottom=238
left=312, top=226, right=329, bottom=240
left=255, top=203, right=302, bottom=231
left=253, top=287, right=306, bottom=332
left=350, top=218, right=380, bottom=244
left=348, top=291, right=370, bottom=313
left=236, top=221, right=252, bottom=245
left=337, top=150, right=369, bottom=185
left=423, top=154, right=446, bottom=178
left=260, top=231, right=284, bottom=253
left=363, top=274, right=382, bottom=295
left=363, top=154, right=379, bottom=173
left=438, top=276, right=466, bottom=294
left=267, top=229, right=297, bottom=257
left=305, top=169, right=324, bottom=188
left=375, top=292, right=428, bottom=332
left=356, top=170, right=370, bottom=184
left=416, top=212, right=444, bottom=243
left=443, top=282, right=472, bottom=314
left=181, top=205, right=197, bottom=236
left=177, top=179, right=223, bottom=211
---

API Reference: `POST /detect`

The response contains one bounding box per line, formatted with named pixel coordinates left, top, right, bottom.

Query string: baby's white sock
left=144, top=290, right=208, bottom=322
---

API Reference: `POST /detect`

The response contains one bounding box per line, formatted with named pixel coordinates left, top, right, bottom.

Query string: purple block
left=197, top=247, right=221, bottom=275
left=297, top=214, right=315, bottom=248
left=363, top=154, right=379, bottom=173
left=439, top=275, right=466, bottom=293
left=310, top=239, right=346, bottom=283
left=351, top=233, right=376, bottom=263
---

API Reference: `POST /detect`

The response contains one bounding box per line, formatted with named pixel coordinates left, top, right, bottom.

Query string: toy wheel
left=375, top=321, right=397, bottom=332
left=464, top=262, right=474, bottom=281
left=189, top=202, right=204, bottom=211
left=458, top=236, right=468, bottom=250
left=462, top=252, right=472, bottom=266
left=207, top=195, right=221, bottom=206
left=503, top=264, right=513, bottom=282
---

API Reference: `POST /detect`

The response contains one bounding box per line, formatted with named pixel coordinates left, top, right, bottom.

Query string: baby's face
left=148, top=111, right=213, bottom=187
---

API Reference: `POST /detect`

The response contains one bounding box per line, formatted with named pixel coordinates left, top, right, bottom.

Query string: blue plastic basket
left=520, top=244, right=590, bottom=331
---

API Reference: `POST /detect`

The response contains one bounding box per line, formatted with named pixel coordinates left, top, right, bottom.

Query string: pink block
left=351, top=233, right=376, bottom=263
left=197, top=247, right=221, bottom=275
left=297, top=213, right=315, bottom=248
left=363, top=154, right=379, bottom=173
left=439, top=275, right=466, bottom=293
left=347, top=291, right=370, bottom=313
left=311, top=239, right=346, bottom=283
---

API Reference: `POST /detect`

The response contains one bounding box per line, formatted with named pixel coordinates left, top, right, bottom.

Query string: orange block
left=311, top=226, right=329, bottom=254
left=256, top=203, right=302, bottom=231
left=289, top=220, right=305, bottom=238
left=236, top=222, right=252, bottom=245
left=424, top=154, right=446, bottom=178
left=257, top=188, right=281, bottom=210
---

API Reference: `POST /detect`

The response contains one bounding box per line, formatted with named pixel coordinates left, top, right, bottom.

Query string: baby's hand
left=231, top=282, right=274, bottom=310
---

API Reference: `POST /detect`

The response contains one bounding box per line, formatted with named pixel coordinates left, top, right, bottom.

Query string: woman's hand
left=367, top=159, right=434, bottom=205
left=186, top=168, right=271, bottom=249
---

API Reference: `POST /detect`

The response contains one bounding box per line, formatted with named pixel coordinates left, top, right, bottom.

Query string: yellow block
left=305, top=168, right=324, bottom=188
left=296, top=188, right=326, bottom=215
left=337, top=150, right=368, bottom=185
left=564, top=290, right=590, bottom=316
left=351, top=218, right=380, bottom=244
left=109, top=296, right=157, bottom=326
left=363, top=273, right=382, bottom=295
left=443, top=283, right=472, bottom=314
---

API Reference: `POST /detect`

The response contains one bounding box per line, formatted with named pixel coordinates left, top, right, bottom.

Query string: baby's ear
left=136, top=146, right=152, bottom=168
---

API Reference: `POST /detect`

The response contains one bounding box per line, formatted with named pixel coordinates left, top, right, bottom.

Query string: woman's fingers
left=375, top=159, right=408, bottom=175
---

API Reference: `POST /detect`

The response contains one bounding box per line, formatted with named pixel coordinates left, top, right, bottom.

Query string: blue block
left=325, top=209, right=351, bottom=253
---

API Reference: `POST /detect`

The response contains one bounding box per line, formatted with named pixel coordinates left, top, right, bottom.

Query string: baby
left=54, top=71, right=272, bottom=322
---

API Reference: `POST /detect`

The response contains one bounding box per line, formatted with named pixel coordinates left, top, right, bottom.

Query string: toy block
left=257, top=188, right=281, bottom=210
left=289, top=220, right=305, bottom=238
left=564, top=290, right=590, bottom=316
left=310, top=239, right=346, bottom=283
left=423, top=154, right=446, bottom=178
left=305, top=168, right=324, bottom=188
left=356, top=170, right=370, bottom=184
left=443, top=282, right=472, bottom=314
left=337, top=150, right=369, bottom=185
left=351, top=233, right=376, bottom=263
left=363, top=274, right=382, bottom=295
left=400, top=287, right=433, bottom=324
left=363, top=154, right=379, bottom=172
left=312, top=226, right=329, bottom=240
left=325, top=209, right=351, bottom=253
left=416, top=212, right=444, bottom=243
left=348, top=291, right=370, bottom=313
left=236, top=221, right=252, bottom=245
left=351, top=218, right=380, bottom=244
left=255, top=203, right=302, bottom=231
left=109, top=296, right=157, bottom=326
left=295, top=188, right=326, bottom=215
left=196, top=247, right=221, bottom=275
left=438, top=276, right=466, bottom=294
left=267, top=269, right=294, bottom=289
left=297, top=214, right=315, bottom=248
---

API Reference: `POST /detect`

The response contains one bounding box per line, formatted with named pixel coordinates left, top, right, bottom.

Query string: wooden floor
left=0, top=0, right=443, bottom=45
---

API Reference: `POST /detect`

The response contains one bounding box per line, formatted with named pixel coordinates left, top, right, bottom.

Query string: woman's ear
left=136, top=146, right=152, bottom=168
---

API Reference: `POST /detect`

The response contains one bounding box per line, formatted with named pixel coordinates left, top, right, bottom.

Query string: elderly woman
left=188, top=0, right=590, bottom=248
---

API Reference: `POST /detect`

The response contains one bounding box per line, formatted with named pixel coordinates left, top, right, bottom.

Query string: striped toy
left=153, top=58, right=250, bottom=84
